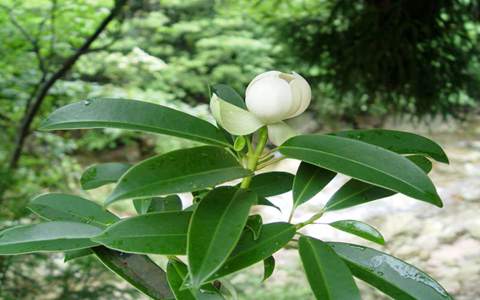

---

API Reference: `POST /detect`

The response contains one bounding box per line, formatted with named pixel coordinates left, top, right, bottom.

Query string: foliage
left=0, top=93, right=453, bottom=299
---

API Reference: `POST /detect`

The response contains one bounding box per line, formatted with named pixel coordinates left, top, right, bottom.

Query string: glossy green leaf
left=167, top=260, right=223, bottom=300
left=293, top=162, right=336, bottom=208
left=332, top=129, right=449, bottom=163
left=0, top=222, right=101, bottom=255
left=248, top=172, right=294, bottom=197
left=28, top=193, right=119, bottom=228
left=134, top=195, right=183, bottom=215
left=280, top=135, right=442, bottom=207
left=325, top=155, right=433, bottom=211
left=212, top=84, right=247, bottom=109
left=328, top=242, right=452, bottom=300
left=256, top=196, right=281, bottom=211
left=81, top=162, right=131, bottom=190
left=39, top=98, right=231, bottom=147
left=329, top=220, right=385, bottom=245
left=299, top=237, right=361, bottom=300
left=64, top=248, right=93, bottom=262
left=94, top=246, right=174, bottom=299
left=263, top=256, right=275, bottom=281
left=208, top=222, right=296, bottom=281
left=107, top=146, right=251, bottom=205
left=93, top=211, right=191, bottom=255
left=245, top=215, right=263, bottom=240
left=187, top=187, right=256, bottom=287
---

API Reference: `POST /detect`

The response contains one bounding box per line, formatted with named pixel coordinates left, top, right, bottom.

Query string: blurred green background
left=1, top=0, right=479, bottom=299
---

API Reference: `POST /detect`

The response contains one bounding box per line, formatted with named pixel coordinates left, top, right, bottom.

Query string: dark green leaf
left=187, top=187, right=256, bottom=287
left=332, top=129, right=449, bottom=163
left=28, top=193, right=119, bottom=228
left=325, top=155, right=433, bottom=211
left=263, top=256, right=275, bottom=281
left=293, top=162, right=336, bottom=208
left=167, top=260, right=223, bottom=300
left=80, top=162, right=131, bottom=190
left=329, top=220, right=385, bottom=245
left=329, top=242, right=452, bottom=300
left=93, top=211, right=191, bottom=255
left=209, top=222, right=296, bottom=281
left=40, top=98, right=231, bottom=147
left=248, top=172, right=294, bottom=197
left=212, top=84, right=247, bottom=109
left=0, top=222, right=101, bottom=255
left=299, top=237, right=360, bottom=300
left=245, top=215, right=263, bottom=240
left=134, top=195, right=183, bottom=214
left=280, top=135, right=442, bottom=207
left=64, top=248, right=93, bottom=262
left=106, top=146, right=251, bottom=205
left=256, top=196, right=281, bottom=211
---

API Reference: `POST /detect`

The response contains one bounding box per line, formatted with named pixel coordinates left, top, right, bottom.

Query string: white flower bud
left=245, top=71, right=311, bottom=124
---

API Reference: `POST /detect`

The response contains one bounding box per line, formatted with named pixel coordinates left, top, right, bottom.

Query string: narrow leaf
left=93, top=211, right=191, bottom=255
left=325, top=155, right=433, bottom=211
left=248, top=172, right=294, bottom=197
left=329, top=220, right=385, bottom=245
left=0, top=222, right=101, bottom=255
left=28, top=193, right=118, bottom=228
left=263, top=256, right=275, bottom=281
left=212, top=84, right=247, bottom=109
left=107, top=146, right=251, bottom=205
left=81, top=162, right=131, bottom=190
left=245, top=215, right=262, bottom=240
left=280, top=135, right=442, bottom=207
left=299, top=237, right=361, bottom=300
left=332, top=129, right=449, bottom=163
left=40, top=98, right=231, bottom=147
left=293, top=162, right=336, bottom=208
left=329, top=242, right=452, bottom=300
left=187, top=187, right=256, bottom=287
left=64, top=248, right=93, bottom=262
left=257, top=196, right=281, bottom=211
left=209, top=223, right=296, bottom=281
left=167, top=260, right=223, bottom=300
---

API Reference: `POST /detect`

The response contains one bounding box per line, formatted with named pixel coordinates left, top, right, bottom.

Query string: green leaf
left=245, top=215, right=263, bottom=240
left=263, top=256, right=275, bottom=281
left=212, top=84, right=247, bottom=109
left=293, top=162, right=336, bottom=208
left=328, top=242, right=452, bottom=300
left=332, top=129, right=449, bottom=163
left=248, top=172, right=294, bottom=197
left=233, top=136, right=246, bottom=152
left=39, top=98, right=231, bottom=147
left=325, top=155, right=433, bottom=211
left=299, top=237, right=361, bottom=300
left=208, top=222, right=296, bottom=281
left=329, top=220, right=385, bottom=245
left=167, top=260, right=223, bottom=300
left=81, top=162, right=131, bottom=190
left=134, top=195, right=183, bottom=215
left=28, top=193, right=119, bottom=228
left=93, top=211, right=191, bottom=255
left=0, top=222, right=101, bottom=255
left=64, top=248, right=93, bottom=262
left=280, top=134, right=442, bottom=207
left=187, top=187, right=256, bottom=287
left=256, top=196, right=281, bottom=211
left=106, top=146, right=251, bottom=205
left=93, top=247, right=174, bottom=299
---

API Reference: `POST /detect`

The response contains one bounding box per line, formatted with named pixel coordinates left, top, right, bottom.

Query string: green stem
left=240, top=127, right=268, bottom=189
left=295, top=208, right=325, bottom=230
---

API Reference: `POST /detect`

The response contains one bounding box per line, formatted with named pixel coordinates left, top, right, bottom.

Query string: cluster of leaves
left=0, top=89, right=453, bottom=299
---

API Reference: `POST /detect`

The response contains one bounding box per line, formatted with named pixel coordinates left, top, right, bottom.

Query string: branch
left=8, top=0, right=127, bottom=170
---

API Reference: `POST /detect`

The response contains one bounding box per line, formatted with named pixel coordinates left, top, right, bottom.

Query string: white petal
left=290, top=72, right=311, bottom=118
left=245, top=76, right=293, bottom=124
left=267, top=121, right=297, bottom=146
left=211, top=94, right=264, bottom=135
left=286, top=78, right=304, bottom=117
left=247, top=70, right=281, bottom=89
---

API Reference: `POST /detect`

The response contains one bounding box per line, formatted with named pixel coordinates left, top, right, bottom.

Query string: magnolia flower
left=210, top=71, right=311, bottom=145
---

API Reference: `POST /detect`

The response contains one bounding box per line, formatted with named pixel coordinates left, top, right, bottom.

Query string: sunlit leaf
left=81, top=162, right=131, bottom=190
left=329, top=220, right=385, bottom=245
